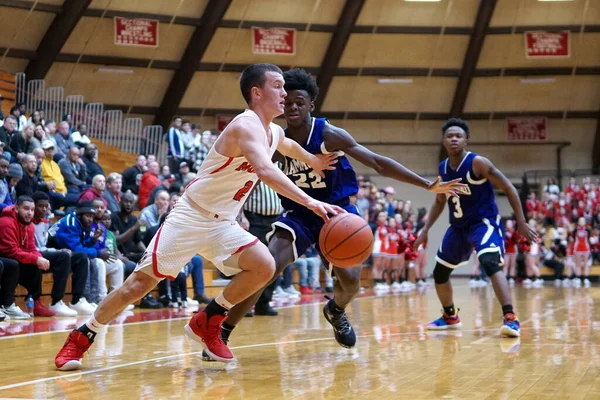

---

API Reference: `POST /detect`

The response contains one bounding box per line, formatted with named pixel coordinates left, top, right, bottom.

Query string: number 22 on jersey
left=451, top=196, right=463, bottom=218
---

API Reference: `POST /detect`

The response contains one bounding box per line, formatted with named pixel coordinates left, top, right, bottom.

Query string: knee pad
left=433, top=263, right=453, bottom=284
left=479, top=252, right=502, bottom=277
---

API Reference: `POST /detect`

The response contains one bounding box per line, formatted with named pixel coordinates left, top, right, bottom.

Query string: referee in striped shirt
left=242, top=180, right=283, bottom=316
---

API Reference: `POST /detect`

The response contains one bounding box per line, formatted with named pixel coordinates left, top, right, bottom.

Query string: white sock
left=214, top=292, right=234, bottom=310
left=85, top=314, right=106, bottom=333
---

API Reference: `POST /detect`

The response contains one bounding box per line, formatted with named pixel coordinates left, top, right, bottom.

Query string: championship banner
left=506, top=117, right=548, bottom=141
left=252, top=27, right=295, bottom=55
left=216, top=115, right=235, bottom=133
left=114, top=17, right=159, bottom=47
left=525, top=31, right=569, bottom=58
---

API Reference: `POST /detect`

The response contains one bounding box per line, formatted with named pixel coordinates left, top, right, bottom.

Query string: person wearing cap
left=0, top=154, right=11, bottom=211
left=175, top=161, right=194, bottom=185
left=6, top=163, right=22, bottom=204
left=54, top=200, right=113, bottom=307
left=78, top=174, right=108, bottom=208
left=31, top=191, right=93, bottom=316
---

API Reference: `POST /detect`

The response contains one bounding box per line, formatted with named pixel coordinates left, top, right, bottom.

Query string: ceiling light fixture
left=377, top=78, right=414, bottom=84
left=520, top=77, right=556, bottom=84
left=95, top=68, right=134, bottom=74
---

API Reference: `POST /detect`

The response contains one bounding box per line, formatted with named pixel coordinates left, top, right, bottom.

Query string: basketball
left=319, top=213, right=374, bottom=268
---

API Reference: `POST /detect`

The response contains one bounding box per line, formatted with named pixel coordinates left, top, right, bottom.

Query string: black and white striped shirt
left=244, top=180, right=283, bottom=216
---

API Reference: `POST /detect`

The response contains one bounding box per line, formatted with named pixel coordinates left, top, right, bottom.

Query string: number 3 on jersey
left=451, top=196, right=463, bottom=218
left=233, top=180, right=254, bottom=201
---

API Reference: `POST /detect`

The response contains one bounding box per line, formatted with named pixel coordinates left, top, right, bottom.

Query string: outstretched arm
left=236, top=121, right=343, bottom=221
left=472, top=156, right=538, bottom=243
left=277, top=132, right=337, bottom=178
left=323, top=125, right=466, bottom=197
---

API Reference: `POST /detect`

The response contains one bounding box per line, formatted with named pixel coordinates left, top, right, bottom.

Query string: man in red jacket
left=0, top=196, right=71, bottom=318
left=138, top=161, right=162, bottom=209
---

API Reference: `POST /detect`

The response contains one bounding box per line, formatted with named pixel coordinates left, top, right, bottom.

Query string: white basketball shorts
left=135, top=195, right=259, bottom=280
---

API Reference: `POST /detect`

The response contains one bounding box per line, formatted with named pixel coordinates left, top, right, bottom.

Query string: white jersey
left=183, top=109, right=281, bottom=220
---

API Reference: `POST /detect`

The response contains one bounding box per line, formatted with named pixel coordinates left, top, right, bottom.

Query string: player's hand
left=37, top=257, right=50, bottom=271
left=518, top=221, right=539, bottom=244
left=309, top=153, right=338, bottom=178
left=306, top=200, right=346, bottom=222
left=428, top=176, right=467, bottom=198
left=413, top=229, right=428, bottom=251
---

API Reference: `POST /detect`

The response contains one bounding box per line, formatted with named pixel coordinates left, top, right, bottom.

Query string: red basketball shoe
left=55, top=330, right=93, bottom=371
left=184, top=311, right=234, bottom=362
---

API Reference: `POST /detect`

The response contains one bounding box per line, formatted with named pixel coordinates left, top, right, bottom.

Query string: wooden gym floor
left=1, top=279, right=600, bottom=400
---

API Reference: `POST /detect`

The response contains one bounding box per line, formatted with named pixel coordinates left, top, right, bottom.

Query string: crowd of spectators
left=0, top=111, right=214, bottom=322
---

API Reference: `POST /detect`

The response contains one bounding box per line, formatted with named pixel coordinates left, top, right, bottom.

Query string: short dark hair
left=16, top=195, right=34, bottom=206
left=172, top=116, right=182, bottom=122
left=239, top=63, right=283, bottom=104
left=441, top=118, right=470, bottom=137
left=191, top=123, right=201, bottom=130
left=283, top=68, right=319, bottom=101
left=182, top=120, right=190, bottom=125
left=32, top=191, right=50, bottom=203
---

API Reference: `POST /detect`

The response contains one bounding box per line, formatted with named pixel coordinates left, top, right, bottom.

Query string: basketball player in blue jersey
left=202, top=68, right=466, bottom=359
left=414, top=118, right=538, bottom=337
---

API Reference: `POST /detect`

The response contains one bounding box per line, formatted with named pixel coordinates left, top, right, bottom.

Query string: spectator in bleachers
left=78, top=174, right=108, bottom=207
left=0, top=115, right=20, bottom=161
left=121, top=155, right=146, bottom=195
left=71, top=123, right=91, bottom=147
left=138, top=161, right=161, bottom=209
left=0, top=155, right=11, bottom=211
left=101, top=211, right=137, bottom=279
left=138, top=190, right=169, bottom=230
left=174, top=161, right=192, bottom=185
left=0, top=196, right=69, bottom=318
left=43, top=120, right=63, bottom=160
left=544, top=178, right=560, bottom=200
left=40, top=140, right=79, bottom=207
left=27, top=110, right=44, bottom=126
left=169, top=192, right=180, bottom=209
left=147, top=154, right=156, bottom=164
left=180, top=120, right=194, bottom=163
left=159, top=165, right=171, bottom=180
left=31, top=191, right=92, bottom=316
left=10, top=105, right=22, bottom=132
left=58, top=146, right=88, bottom=193
left=190, top=125, right=208, bottom=170
left=82, top=144, right=105, bottom=184
left=17, top=104, right=27, bottom=131
left=103, top=172, right=122, bottom=214
left=10, top=123, right=37, bottom=159
left=55, top=121, right=75, bottom=158
left=147, top=180, right=181, bottom=208
left=0, top=95, right=4, bottom=124
left=167, top=116, right=184, bottom=174
left=32, top=124, right=46, bottom=149
left=54, top=201, right=112, bottom=307
left=16, top=155, right=39, bottom=197
left=6, top=164, right=21, bottom=204
left=62, top=114, right=75, bottom=134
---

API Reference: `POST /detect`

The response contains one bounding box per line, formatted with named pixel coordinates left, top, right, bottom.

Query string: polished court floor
left=1, top=280, right=600, bottom=399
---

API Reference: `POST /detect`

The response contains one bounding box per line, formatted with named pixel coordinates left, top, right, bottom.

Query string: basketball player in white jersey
left=55, top=63, right=345, bottom=370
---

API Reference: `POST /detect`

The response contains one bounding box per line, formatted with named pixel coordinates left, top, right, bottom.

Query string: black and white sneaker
left=323, top=297, right=356, bottom=349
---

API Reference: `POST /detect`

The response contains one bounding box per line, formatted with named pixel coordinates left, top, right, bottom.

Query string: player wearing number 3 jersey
left=414, top=118, right=538, bottom=337
left=55, top=63, right=345, bottom=370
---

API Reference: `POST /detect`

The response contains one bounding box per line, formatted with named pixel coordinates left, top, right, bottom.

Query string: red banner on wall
left=525, top=31, right=569, bottom=58
left=216, top=115, right=235, bottom=133
left=507, top=117, right=548, bottom=141
left=114, top=17, right=159, bottom=47
left=252, top=27, right=296, bottom=55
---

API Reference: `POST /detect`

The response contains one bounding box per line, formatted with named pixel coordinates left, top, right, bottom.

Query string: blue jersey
left=439, top=152, right=499, bottom=228
left=280, top=118, right=358, bottom=212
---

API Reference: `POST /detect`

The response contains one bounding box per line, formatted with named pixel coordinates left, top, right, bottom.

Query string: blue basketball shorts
left=436, top=214, right=505, bottom=269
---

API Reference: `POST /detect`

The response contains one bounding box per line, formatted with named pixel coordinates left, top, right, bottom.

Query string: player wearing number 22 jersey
left=415, top=118, right=538, bottom=338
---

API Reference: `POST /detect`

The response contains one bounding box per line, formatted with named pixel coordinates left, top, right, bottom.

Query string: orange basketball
left=319, top=213, right=374, bottom=268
